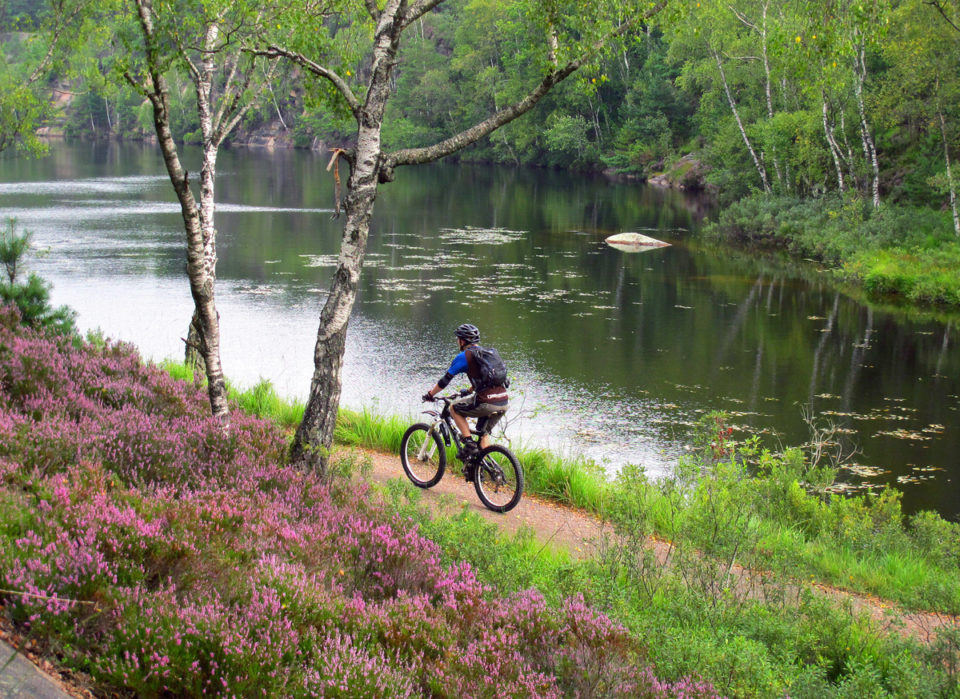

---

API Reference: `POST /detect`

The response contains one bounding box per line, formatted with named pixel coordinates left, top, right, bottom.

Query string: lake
left=1, top=141, right=957, bottom=517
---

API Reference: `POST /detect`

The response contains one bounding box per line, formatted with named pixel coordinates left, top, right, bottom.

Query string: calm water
left=2, top=142, right=958, bottom=517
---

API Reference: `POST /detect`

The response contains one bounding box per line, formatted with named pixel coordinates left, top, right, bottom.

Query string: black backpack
left=466, top=345, right=509, bottom=391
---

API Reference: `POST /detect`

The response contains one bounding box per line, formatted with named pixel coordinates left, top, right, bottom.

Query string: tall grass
left=335, top=406, right=412, bottom=453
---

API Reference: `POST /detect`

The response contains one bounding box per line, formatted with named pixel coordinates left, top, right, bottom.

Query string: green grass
left=335, top=405, right=412, bottom=453
left=851, top=245, right=960, bottom=306
left=380, top=475, right=960, bottom=698
left=161, top=362, right=960, bottom=615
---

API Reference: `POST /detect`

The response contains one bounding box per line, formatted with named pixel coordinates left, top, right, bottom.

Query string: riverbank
left=706, top=194, right=960, bottom=311
left=2, top=311, right=959, bottom=696
left=177, top=364, right=960, bottom=619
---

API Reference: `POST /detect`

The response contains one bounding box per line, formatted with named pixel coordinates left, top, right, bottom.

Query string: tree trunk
left=822, top=98, right=846, bottom=192
left=712, top=47, right=771, bottom=194
left=759, top=1, right=783, bottom=189
left=149, top=95, right=230, bottom=419
left=937, top=101, right=960, bottom=236
left=133, top=0, right=230, bottom=420
left=290, top=3, right=402, bottom=472
left=185, top=310, right=205, bottom=378
left=853, top=40, right=880, bottom=208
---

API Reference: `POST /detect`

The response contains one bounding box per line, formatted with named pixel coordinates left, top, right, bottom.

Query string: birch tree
left=264, top=0, right=669, bottom=471
left=114, top=0, right=295, bottom=419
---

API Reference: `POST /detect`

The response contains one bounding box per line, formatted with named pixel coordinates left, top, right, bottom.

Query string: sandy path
left=358, top=447, right=959, bottom=643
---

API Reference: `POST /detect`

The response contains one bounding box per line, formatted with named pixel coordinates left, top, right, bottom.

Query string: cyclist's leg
left=476, top=406, right=507, bottom=449
left=451, top=408, right=471, bottom=439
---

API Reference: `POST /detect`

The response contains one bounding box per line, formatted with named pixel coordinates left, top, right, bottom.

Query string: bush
left=705, top=195, right=960, bottom=309
left=0, top=219, right=75, bottom=335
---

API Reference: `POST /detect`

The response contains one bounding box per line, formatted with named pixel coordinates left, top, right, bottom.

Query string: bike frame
left=403, top=390, right=522, bottom=513
left=418, top=392, right=476, bottom=461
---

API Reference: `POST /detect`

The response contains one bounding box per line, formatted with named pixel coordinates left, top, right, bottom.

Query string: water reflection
left=1, top=142, right=958, bottom=517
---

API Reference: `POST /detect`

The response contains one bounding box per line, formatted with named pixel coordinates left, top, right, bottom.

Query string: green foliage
left=0, top=218, right=75, bottom=334
left=706, top=193, right=960, bottom=308
left=229, top=378, right=305, bottom=431
left=0, top=32, right=51, bottom=154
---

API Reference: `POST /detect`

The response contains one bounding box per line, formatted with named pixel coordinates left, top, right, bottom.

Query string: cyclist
left=422, top=323, right=509, bottom=456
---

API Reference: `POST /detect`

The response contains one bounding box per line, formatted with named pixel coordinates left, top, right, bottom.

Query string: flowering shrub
left=0, top=304, right=720, bottom=697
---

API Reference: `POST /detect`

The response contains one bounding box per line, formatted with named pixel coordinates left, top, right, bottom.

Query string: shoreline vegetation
left=705, top=194, right=960, bottom=312
left=211, top=368, right=960, bottom=619
left=1, top=309, right=959, bottom=696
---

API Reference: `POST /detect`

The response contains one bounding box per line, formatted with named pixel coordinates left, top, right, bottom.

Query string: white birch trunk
left=712, top=47, right=771, bottom=194
left=853, top=40, right=880, bottom=207
left=291, top=0, right=406, bottom=470
left=760, top=2, right=783, bottom=188
left=938, top=103, right=960, bottom=236
left=822, top=99, right=846, bottom=192
left=132, top=0, right=230, bottom=419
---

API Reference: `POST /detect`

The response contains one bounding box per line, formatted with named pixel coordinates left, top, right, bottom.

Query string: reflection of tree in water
left=7, top=143, right=960, bottom=515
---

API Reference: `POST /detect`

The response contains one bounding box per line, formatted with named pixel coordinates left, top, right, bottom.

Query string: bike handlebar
left=425, top=389, right=475, bottom=405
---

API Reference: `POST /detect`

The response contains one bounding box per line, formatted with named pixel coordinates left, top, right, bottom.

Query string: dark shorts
left=454, top=400, right=508, bottom=435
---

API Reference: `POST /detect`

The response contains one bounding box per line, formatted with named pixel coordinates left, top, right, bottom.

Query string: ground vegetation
left=2, top=310, right=958, bottom=697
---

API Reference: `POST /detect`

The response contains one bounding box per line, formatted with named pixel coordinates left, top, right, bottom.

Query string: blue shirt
left=446, top=351, right=469, bottom=377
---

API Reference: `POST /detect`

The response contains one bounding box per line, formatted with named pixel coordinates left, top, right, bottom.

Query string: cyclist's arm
left=425, top=352, right=468, bottom=398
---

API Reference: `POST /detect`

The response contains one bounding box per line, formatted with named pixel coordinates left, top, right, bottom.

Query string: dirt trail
left=358, top=447, right=959, bottom=643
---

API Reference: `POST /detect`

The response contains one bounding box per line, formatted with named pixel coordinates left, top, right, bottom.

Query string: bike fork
left=417, top=422, right=443, bottom=461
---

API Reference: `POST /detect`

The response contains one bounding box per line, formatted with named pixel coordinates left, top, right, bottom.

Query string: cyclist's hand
left=422, top=393, right=435, bottom=402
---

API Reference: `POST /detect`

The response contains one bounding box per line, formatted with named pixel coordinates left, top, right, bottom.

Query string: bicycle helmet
left=454, top=323, right=480, bottom=343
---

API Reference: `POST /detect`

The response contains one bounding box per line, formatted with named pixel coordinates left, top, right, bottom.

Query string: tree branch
left=728, top=4, right=757, bottom=31
left=925, top=0, right=960, bottom=33
left=385, top=0, right=667, bottom=171
left=216, top=59, right=274, bottom=145
left=403, top=0, right=444, bottom=27
left=249, top=45, right=361, bottom=118
left=213, top=47, right=244, bottom=136
left=364, top=0, right=381, bottom=22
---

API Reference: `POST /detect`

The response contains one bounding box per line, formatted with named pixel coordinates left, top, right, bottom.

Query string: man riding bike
left=422, top=323, right=509, bottom=456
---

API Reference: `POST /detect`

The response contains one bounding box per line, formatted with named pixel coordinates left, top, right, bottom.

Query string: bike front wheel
left=400, top=423, right=447, bottom=488
left=473, top=445, right=523, bottom=513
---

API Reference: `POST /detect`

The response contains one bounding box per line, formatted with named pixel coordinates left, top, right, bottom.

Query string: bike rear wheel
left=473, top=445, right=523, bottom=512
left=400, top=423, right=446, bottom=488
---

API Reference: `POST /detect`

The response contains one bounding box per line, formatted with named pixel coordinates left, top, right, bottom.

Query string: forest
left=3, top=0, right=959, bottom=312
left=2, top=0, right=959, bottom=204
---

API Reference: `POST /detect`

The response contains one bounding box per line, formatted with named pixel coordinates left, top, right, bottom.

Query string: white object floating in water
left=605, top=232, right=671, bottom=252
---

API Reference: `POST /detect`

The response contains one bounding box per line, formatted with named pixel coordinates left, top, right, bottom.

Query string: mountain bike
left=400, top=390, right=523, bottom=513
